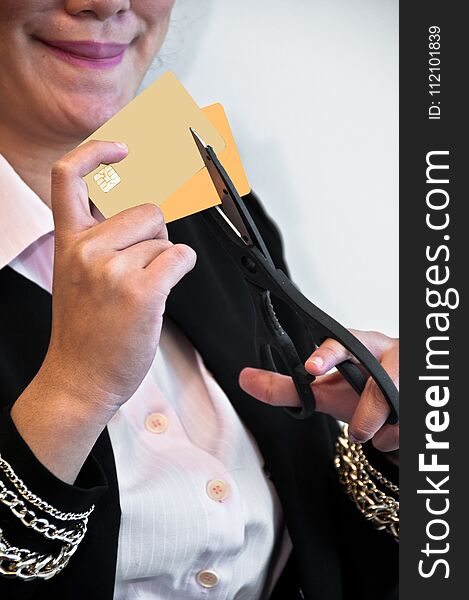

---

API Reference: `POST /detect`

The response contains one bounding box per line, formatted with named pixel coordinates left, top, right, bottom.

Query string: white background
left=144, top=0, right=398, bottom=337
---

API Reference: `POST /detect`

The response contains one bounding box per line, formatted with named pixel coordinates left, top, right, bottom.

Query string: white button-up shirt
left=0, top=154, right=292, bottom=599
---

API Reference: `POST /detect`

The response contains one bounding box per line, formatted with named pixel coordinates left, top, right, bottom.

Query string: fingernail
left=114, top=142, right=128, bottom=151
left=306, top=356, right=323, bottom=369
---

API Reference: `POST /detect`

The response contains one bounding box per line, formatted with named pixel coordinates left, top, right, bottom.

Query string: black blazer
left=0, top=193, right=398, bottom=599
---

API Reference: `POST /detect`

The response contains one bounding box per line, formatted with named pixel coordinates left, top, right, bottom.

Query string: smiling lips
left=38, top=39, right=129, bottom=69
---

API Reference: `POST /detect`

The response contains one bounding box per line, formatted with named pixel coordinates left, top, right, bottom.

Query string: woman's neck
left=0, top=119, right=79, bottom=209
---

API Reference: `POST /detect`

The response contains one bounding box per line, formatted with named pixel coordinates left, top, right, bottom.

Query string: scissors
left=190, top=128, right=399, bottom=424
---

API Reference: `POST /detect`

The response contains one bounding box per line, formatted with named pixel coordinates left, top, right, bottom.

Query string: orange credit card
left=161, top=102, right=251, bottom=222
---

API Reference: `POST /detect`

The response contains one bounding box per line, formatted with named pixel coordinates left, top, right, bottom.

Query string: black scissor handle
left=336, top=360, right=368, bottom=397
left=251, top=285, right=396, bottom=424
left=242, top=249, right=400, bottom=425
left=252, top=288, right=316, bottom=419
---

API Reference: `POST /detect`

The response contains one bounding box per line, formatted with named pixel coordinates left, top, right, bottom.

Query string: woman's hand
left=12, top=140, right=196, bottom=483
left=239, top=330, right=399, bottom=452
left=42, top=140, right=197, bottom=413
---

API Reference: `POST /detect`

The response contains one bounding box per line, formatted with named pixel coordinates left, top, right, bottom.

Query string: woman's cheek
left=135, top=0, right=176, bottom=27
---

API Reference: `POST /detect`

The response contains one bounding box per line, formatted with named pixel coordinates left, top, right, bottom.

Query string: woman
left=0, top=2, right=399, bottom=599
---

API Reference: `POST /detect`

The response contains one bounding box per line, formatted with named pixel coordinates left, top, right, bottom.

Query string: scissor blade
left=189, top=128, right=256, bottom=247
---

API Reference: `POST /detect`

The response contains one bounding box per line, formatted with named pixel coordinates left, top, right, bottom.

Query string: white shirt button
left=145, top=412, right=168, bottom=434
left=196, top=569, right=219, bottom=588
left=206, top=479, right=230, bottom=502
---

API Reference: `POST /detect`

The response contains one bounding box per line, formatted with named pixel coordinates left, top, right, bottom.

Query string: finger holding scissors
left=240, top=330, right=399, bottom=452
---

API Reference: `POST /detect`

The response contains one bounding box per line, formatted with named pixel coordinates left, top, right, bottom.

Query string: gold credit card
left=82, top=71, right=226, bottom=218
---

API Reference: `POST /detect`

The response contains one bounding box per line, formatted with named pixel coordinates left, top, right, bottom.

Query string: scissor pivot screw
left=241, top=256, right=257, bottom=273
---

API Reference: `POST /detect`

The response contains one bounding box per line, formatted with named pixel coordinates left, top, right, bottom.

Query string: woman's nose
left=65, top=0, right=131, bottom=21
